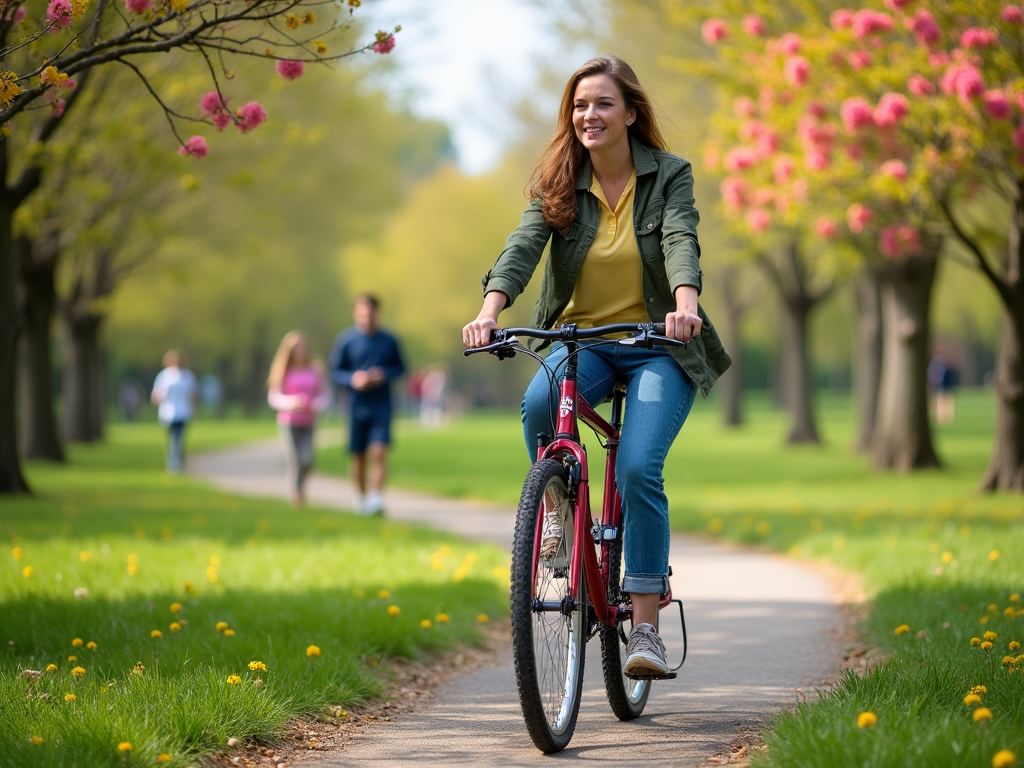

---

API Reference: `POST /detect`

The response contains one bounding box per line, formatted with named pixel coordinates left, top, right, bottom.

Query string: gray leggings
left=279, top=423, right=314, bottom=494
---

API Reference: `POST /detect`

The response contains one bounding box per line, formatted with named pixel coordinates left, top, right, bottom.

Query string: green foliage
left=2, top=424, right=508, bottom=766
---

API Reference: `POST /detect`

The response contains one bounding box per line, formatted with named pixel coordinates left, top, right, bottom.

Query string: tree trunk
left=16, top=240, right=65, bottom=461
left=779, top=292, right=819, bottom=443
left=717, top=265, right=746, bottom=427
left=61, top=310, right=104, bottom=443
left=979, top=180, right=1024, bottom=491
left=852, top=267, right=883, bottom=452
left=0, top=176, right=30, bottom=493
left=758, top=243, right=828, bottom=444
left=243, top=327, right=268, bottom=418
left=872, top=248, right=941, bottom=471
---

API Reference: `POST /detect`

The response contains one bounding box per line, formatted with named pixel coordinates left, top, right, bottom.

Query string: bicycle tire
left=510, top=458, right=587, bottom=753
left=599, top=527, right=652, bottom=720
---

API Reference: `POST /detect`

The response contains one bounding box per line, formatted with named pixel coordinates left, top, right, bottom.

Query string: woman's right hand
left=463, top=291, right=508, bottom=348
left=462, top=316, right=498, bottom=349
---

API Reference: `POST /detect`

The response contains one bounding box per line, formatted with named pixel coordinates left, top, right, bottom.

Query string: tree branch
left=936, top=193, right=1013, bottom=306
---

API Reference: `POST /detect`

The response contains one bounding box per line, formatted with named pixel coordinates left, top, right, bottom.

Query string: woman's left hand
left=666, top=286, right=702, bottom=342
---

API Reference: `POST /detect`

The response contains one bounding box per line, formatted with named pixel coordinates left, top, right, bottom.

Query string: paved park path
left=190, top=438, right=846, bottom=767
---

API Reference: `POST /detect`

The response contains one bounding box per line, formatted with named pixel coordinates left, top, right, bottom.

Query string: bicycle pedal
left=624, top=671, right=677, bottom=681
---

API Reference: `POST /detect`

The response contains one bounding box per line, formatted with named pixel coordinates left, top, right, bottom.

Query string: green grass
left=320, top=389, right=1024, bottom=767
left=3, top=423, right=508, bottom=767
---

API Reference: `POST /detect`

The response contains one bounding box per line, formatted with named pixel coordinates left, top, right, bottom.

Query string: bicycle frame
left=534, top=339, right=674, bottom=630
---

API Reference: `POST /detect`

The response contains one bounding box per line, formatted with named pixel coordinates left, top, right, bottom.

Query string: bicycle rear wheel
left=600, top=528, right=652, bottom=720
left=510, top=458, right=587, bottom=753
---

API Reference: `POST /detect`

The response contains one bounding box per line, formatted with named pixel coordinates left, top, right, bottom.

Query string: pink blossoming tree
left=0, top=0, right=400, bottom=494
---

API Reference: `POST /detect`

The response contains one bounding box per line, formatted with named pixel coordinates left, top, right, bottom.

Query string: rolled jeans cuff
left=622, top=573, right=669, bottom=596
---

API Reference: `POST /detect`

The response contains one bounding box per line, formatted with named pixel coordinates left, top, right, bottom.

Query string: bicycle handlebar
left=463, top=322, right=686, bottom=357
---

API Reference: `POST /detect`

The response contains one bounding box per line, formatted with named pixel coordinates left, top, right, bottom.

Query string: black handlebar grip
left=653, top=323, right=666, bottom=335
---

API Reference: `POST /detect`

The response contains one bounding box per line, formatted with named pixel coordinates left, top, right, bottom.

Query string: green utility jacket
left=481, top=138, right=731, bottom=396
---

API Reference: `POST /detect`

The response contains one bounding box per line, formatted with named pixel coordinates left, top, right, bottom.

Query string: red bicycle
left=465, top=322, right=688, bottom=753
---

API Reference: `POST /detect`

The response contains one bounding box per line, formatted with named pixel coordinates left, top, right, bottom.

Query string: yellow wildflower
left=169, top=602, right=182, bottom=613
left=12, top=546, right=23, bottom=559
left=31, top=735, right=44, bottom=745
left=285, top=14, right=301, bottom=29
left=304, top=11, right=316, bottom=23
left=170, top=0, right=187, bottom=11
left=1006, top=607, right=1017, bottom=617
left=985, top=631, right=999, bottom=641
left=941, top=551, right=954, bottom=564
left=248, top=661, right=267, bottom=672
left=80, top=551, right=90, bottom=561
left=64, top=693, right=76, bottom=702
left=72, top=0, right=87, bottom=18
left=857, top=711, right=877, bottom=728
left=72, top=638, right=83, bottom=648
left=23, top=566, right=34, bottom=577
left=982, top=641, right=994, bottom=651
left=71, top=666, right=86, bottom=677
left=215, top=622, right=229, bottom=632
left=169, top=623, right=181, bottom=632
left=157, top=755, right=172, bottom=763
left=378, top=589, right=390, bottom=599
left=436, top=613, right=450, bottom=623
left=992, top=749, right=1016, bottom=768
left=965, top=694, right=982, bottom=706
left=151, top=630, right=162, bottom=639
left=1011, top=593, right=1021, bottom=603
left=306, top=645, right=321, bottom=657
left=1010, top=642, right=1021, bottom=651
left=226, top=675, right=241, bottom=685
left=46, top=664, right=57, bottom=673
left=971, top=637, right=982, bottom=647
left=117, top=742, right=132, bottom=752
left=184, top=581, right=196, bottom=595
left=1002, top=655, right=1015, bottom=665
left=974, top=707, right=993, bottom=721
left=894, top=624, right=910, bottom=636
left=68, top=656, right=77, bottom=662
left=314, top=40, right=328, bottom=54
left=133, top=662, right=145, bottom=675
left=0, top=72, right=24, bottom=108
left=420, top=619, right=432, bottom=629
left=388, top=605, right=401, bottom=616
left=990, top=550, right=1000, bottom=561
left=971, top=685, right=988, bottom=695
left=223, top=629, right=235, bottom=637
left=477, top=614, right=490, bottom=623
left=981, top=616, right=990, bottom=625
left=86, top=641, right=96, bottom=650
left=127, top=563, right=138, bottom=576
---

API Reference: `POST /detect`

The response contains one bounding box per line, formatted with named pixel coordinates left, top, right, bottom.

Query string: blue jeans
left=166, top=421, right=187, bottom=473
left=522, top=342, right=697, bottom=595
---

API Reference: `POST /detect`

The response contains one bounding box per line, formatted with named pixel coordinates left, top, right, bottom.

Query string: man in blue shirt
left=329, top=294, right=406, bottom=515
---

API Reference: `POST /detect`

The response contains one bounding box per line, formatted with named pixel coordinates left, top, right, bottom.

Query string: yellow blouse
left=556, top=171, right=647, bottom=329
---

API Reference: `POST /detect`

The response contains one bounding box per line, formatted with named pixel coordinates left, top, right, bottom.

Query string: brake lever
left=463, top=335, right=519, bottom=357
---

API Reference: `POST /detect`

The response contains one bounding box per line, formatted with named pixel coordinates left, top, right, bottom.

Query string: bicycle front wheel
left=510, top=458, right=587, bottom=753
left=600, top=528, right=652, bottom=720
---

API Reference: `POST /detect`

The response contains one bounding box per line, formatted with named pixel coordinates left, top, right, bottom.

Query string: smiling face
left=571, top=74, right=636, bottom=155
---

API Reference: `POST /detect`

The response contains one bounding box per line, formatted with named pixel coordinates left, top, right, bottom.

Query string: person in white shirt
left=151, top=349, right=199, bottom=474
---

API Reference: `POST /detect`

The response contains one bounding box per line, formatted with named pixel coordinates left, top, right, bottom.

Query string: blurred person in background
left=329, top=295, right=406, bottom=515
left=151, top=349, right=199, bottom=474
left=268, top=332, right=330, bottom=507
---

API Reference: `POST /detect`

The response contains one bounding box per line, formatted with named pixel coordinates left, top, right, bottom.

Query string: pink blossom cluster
left=879, top=224, right=921, bottom=257
left=720, top=176, right=750, bottom=209
left=745, top=208, right=771, bottom=232
left=984, top=91, right=1012, bottom=120
left=276, top=60, right=305, bottom=81
left=798, top=114, right=837, bottom=171
left=848, top=50, right=872, bottom=70
left=851, top=9, right=893, bottom=39
left=960, top=27, right=998, bottom=49
left=372, top=32, right=396, bottom=54
left=125, top=0, right=153, bottom=14
left=841, top=97, right=875, bottom=133
left=908, top=74, right=935, bottom=97
left=939, top=62, right=986, bottom=104
left=847, top=203, right=873, bottom=233
left=815, top=217, right=839, bottom=238
left=874, top=93, right=908, bottom=127
left=879, top=159, right=908, bottom=181
left=733, top=96, right=757, bottom=118
left=784, top=56, right=811, bottom=87
left=235, top=101, right=267, bottom=133
left=1003, top=5, right=1024, bottom=24
left=723, top=146, right=758, bottom=173
left=177, top=136, right=209, bottom=158
left=5, top=6, right=27, bottom=24
left=53, top=99, right=66, bottom=117
left=46, top=0, right=73, bottom=31
left=743, top=14, right=765, bottom=37
left=905, top=9, right=941, bottom=46
left=778, top=33, right=802, bottom=55
left=200, top=92, right=233, bottom=130
left=883, top=0, right=915, bottom=11
left=831, top=9, right=855, bottom=30
left=701, top=18, right=728, bottom=44
left=773, top=155, right=795, bottom=185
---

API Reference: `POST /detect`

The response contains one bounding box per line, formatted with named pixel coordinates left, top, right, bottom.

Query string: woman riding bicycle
left=463, top=56, right=731, bottom=676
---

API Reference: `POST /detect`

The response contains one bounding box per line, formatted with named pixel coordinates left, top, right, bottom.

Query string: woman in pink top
left=268, top=332, right=330, bottom=506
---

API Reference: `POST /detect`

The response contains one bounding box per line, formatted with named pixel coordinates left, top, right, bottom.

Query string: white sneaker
left=624, top=623, right=669, bottom=676
left=362, top=491, right=383, bottom=516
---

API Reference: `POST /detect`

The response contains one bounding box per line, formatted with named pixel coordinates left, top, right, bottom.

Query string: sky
left=362, top=0, right=585, bottom=174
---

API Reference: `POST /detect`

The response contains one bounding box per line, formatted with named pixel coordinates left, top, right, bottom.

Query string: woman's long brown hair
left=529, top=57, right=667, bottom=233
